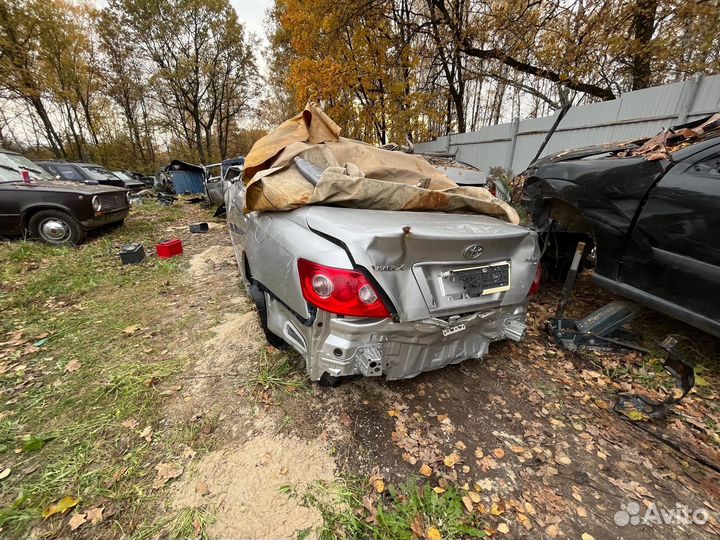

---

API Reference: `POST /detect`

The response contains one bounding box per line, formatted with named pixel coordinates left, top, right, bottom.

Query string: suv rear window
left=79, top=165, right=118, bottom=181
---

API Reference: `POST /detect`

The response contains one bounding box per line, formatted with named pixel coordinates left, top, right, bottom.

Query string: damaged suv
left=523, top=114, right=720, bottom=338
left=226, top=105, right=540, bottom=385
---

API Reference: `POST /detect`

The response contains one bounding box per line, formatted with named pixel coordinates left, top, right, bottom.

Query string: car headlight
left=92, top=196, right=102, bottom=211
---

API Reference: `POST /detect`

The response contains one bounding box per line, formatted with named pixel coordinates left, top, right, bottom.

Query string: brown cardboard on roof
left=242, top=103, right=518, bottom=224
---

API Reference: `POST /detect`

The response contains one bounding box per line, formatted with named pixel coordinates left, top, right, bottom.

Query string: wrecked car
left=155, top=160, right=205, bottom=194
left=0, top=149, right=129, bottom=245
left=204, top=157, right=244, bottom=205
left=226, top=105, right=541, bottom=385
left=523, top=113, right=720, bottom=338
left=36, top=161, right=126, bottom=188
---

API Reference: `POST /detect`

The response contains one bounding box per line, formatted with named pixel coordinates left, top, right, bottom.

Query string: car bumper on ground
left=265, top=296, right=528, bottom=381
left=81, top=207, right=128, bottom=229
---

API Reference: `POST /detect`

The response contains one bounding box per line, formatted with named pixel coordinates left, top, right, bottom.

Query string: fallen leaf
left=181, top=445, right=196, bottom=459
left=373, top=479, right=385, bottom=493
left=627, top=410, right=645, bottom=421
left=517, top=513, right=532, bottom=530
left=468, top=491, right=481, bottom=503
left=426, top=526, right=442, bottom=540
left=65, top=360, right=81, bottom=373
left=86, top=507, right=103, bottom=525
left=443, top=453, right=461, bottom=468
left=68, top=512, right=86, bottom=530
left=196, top=481, right=209, bottom=495
left=455, top=441, right=467, bottom=450
left=490, top=502, right=505, bottom=516
left=497, top=523, right=509, bottom=534
left=42, top=496, right=80, bottom=519
left=577, top=506, right=588, bottom=517
left=0, top=468, right=10, bottom=480
left=594, top=399, right=609, bottom=410
left=420, top=464, right=432, bottom=477
left=545, top=524, right=560, bottom=538
left=433, top=486, right=445, bottom=494
left=555, top=454, right=572, bottom=465
left=581, top=533, right=595, bottom=540
left=474, top=447, right=484, bottom=458
left=462, top=465, right=470, bottom=473
left=388, top=409, right=399, bottom=417
left=461, top=495, right=473, bottom=512
left=410, top=515, right=424, bottom=538
left=152, top=463, right=183, bottom=489
left=138, top=426, right=153, bottom=442
left=121, top=418, right=139, bottom=430
left=510, top=445, right=525, bottom=453
left=280, top=466, right=288, bottom=475
left=493, top=448, right=505, bottom=459
left=122, top=325, right=141, bottom=336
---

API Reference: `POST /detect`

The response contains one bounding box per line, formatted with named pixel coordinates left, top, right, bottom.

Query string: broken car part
left=189, top=222, right=209, bottom=233
left=119, top=243, right=146, bottom=265
left=523, top=112, right=720, bottom=338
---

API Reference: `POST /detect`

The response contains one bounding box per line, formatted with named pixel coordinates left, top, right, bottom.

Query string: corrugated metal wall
left=415, top=75, right=720, bottom=173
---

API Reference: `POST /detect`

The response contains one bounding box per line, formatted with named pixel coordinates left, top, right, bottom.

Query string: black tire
left=28, top=209, right=86, bottom=245
left=249, top=281, right=288, bottom=350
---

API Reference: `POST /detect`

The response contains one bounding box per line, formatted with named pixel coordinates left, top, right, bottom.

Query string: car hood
left=0, top=180, right=128, bottom=195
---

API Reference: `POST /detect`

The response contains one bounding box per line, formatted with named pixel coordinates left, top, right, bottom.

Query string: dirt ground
left=149, top=202, right=720, bottom=540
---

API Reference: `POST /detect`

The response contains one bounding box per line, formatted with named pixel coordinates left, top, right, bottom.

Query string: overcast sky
left=230, top=0, right=273, bottom=38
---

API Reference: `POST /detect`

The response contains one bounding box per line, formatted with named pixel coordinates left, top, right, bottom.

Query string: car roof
left=0, top=148, right=22, bottom=156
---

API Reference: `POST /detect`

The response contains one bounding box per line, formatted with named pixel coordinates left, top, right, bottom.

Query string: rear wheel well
left=534, top=198, right=595, bottom=280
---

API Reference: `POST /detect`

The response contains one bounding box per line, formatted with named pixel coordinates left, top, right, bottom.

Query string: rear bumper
left=265, top=296, right=528, bottom=381
left=81, top=207, right=128, bottom=229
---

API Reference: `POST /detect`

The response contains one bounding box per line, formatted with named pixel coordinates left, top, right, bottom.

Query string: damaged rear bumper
left=265, top=296, right=528, bottom=381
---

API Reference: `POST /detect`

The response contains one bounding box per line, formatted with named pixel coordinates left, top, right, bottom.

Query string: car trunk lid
left=305, top=207, right=538, bottom=321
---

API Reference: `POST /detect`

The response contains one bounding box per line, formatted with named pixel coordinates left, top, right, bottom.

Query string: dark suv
left=36, top=161, right=126, bottom=188
left=0, top=149, right=129, bottom=245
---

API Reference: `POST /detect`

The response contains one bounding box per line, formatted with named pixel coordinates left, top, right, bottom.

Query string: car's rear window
left=80, top=165, right=119, bottom=181
left=55, top=164, right=85, bottom=181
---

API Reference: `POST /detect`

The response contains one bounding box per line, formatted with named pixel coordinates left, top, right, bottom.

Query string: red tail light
left=297, top=259, right=390, bottom=318
left=528, top=263, right=542, bottom=297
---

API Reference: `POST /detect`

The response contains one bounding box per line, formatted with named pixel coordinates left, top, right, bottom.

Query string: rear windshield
left=79, top=165, right=120, bottom=181
left=0, top=153, right=54, bottom=182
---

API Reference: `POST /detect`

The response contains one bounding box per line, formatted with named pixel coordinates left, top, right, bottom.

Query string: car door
left=620, top=144, right=720, bottom=326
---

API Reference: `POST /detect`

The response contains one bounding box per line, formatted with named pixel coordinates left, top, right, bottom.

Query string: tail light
left=298, top=259, right=390, bottom=318
left=528, top=263, right=542, bottom=297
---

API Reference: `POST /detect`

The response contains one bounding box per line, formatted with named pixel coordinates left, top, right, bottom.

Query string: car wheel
left=248, top=281, right=288, bottom=350
left=28, top=209, right=86, bottom=245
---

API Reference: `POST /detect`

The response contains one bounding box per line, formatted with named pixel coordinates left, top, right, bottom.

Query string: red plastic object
left=156, top=239, right=183, bottom=258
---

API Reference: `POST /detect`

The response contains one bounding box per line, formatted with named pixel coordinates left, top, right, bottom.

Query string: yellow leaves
left=461, top=496, right=473, bottom=513
left=517, top=512, right=532, bottom=530
left=432, top=486, right=445, bottom=494
left=490, top=502, right=505, bottom=516
left=370, top=475, right=385, bottom=493
left=554, top=454, right=572, bottom=466
left=419, top=464, right=432, bottom=477
left=443, top=453, right=461, bottom=468
left=42, top=496, right=79, bottom=519
left=582, top=533, right=595, bottom=540
left=0, top=468, right=10, bottom=481
left=594, top=399, right=610, bottom=410
left=387, top=409, right=399, bottom=417
left=426, top=526, right=442, bottom=540
left=545, top=524, right=561, bottom=538
left=468, top=491, right=481, bottom=503
left=492, top=448, right=505, bottom=459
left=122, top=324, right=141, bottom=336
left=86, top=507, right=103, bottom=525
left=497, top=523, right=509, bottom=534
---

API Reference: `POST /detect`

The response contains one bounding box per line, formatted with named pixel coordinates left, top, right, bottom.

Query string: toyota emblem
left=463, top=244, right=484, bottom=259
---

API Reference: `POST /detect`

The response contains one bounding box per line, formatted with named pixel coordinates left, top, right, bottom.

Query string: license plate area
left=440, top=262, right=510, bottom=298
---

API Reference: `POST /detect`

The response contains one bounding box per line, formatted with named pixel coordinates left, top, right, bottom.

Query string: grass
left=245, top=349, right=307, bottom=395
left=291, top=478, right=489, bottom=540
left=134, top=506, right=217, bottom=540
left=0, top=201, right=204, bottom=537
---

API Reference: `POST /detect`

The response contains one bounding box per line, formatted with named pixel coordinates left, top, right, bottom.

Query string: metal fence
left=415, top=74, right=720, bottom=174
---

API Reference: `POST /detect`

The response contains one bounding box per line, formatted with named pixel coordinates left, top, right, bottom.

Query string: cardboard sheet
left=242, top=103, right=518, bottom=224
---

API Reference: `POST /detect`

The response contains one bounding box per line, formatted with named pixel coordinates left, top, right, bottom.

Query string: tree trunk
left=631, top=0, right=659, bottom=90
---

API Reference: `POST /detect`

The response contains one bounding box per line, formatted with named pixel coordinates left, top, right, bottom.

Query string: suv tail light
left=298, top=259, right=390, bottom=318
left=528, top=263, right=542, bottom=297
